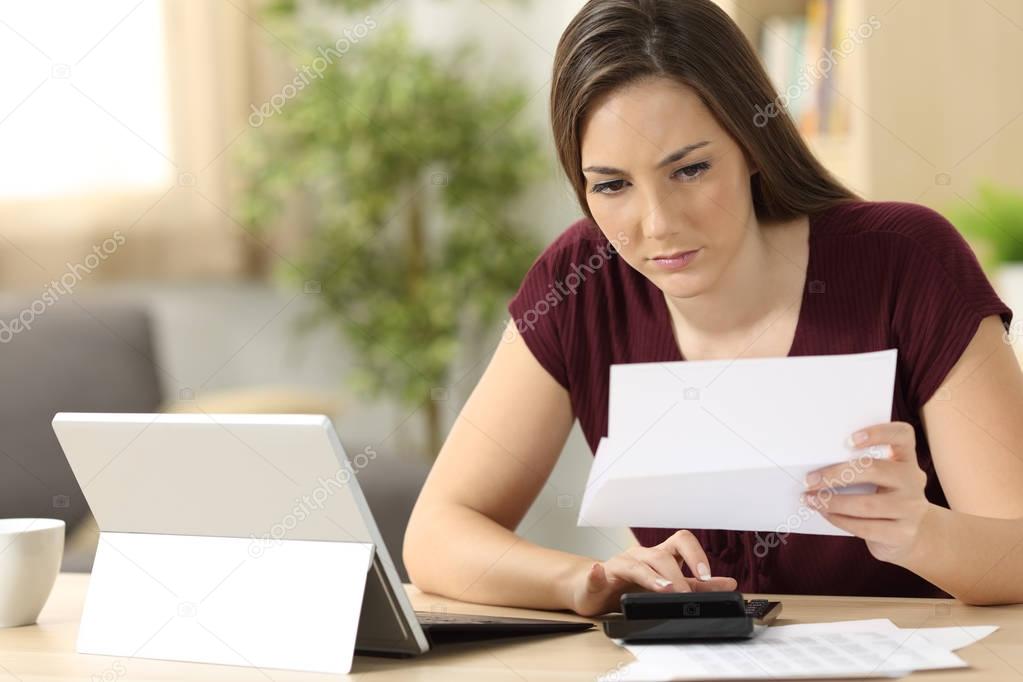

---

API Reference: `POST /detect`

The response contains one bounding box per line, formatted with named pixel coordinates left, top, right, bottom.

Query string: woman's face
left=579, top=76, right=758, bottom=298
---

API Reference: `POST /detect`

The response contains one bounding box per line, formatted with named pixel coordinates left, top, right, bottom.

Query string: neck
left=663, top=215, right=807, bottom=338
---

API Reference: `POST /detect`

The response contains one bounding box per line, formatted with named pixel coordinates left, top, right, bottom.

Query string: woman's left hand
left=801, top=421, right=935, bottom=565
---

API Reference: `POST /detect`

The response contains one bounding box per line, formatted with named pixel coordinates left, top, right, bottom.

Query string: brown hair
left=550, top=0, right=860, bottom=223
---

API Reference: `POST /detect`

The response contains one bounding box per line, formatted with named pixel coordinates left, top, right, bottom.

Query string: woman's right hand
left=568, top=530, right=738, bottom=617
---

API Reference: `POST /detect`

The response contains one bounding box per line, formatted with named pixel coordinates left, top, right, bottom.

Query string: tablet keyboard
left=416, top=612, right=507, bottom=625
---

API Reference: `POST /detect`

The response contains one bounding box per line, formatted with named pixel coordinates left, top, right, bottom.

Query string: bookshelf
left=715, top=0, right=869, bottom=196
left=715, top=0, right=1023, bottom=206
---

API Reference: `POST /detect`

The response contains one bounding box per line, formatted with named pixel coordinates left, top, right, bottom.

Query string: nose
left=640, top=190, right=680, bottom=240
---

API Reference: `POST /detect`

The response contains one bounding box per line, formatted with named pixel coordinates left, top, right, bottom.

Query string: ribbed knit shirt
left=506, top=200, right=1013, bottom=597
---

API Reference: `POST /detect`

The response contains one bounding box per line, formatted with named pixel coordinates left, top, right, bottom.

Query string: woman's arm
left=802, top=315, right=1023, bottom=605
left=403, top=319, right=589, bottom=611
left=899, top=506, right=1023, bottom=606
left=909, top=314, right=1023, bottom=605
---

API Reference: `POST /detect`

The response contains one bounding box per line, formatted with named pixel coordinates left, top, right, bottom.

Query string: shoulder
left=819, top=200, right=967, bottom=253
left=818, top=200, right=984, bottom=279
left=506, top=217, right=629, bottom=390
left=509, top=217, right=629, bottom=313
left=508, top=215, right=634, bottom=338
left=819, top=199, right=953, bottom=237
left=528, top=217, right=625, bottom=268
left=835, top=203, right=1015, bottom=409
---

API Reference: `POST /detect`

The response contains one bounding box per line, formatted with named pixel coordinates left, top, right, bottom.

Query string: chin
left=655, top=273, right=707, bottom=300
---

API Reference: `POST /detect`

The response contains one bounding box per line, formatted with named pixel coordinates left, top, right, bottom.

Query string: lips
left=648, top=248, right=702, bottom=271
left=651, top=249, right=699, bottom=260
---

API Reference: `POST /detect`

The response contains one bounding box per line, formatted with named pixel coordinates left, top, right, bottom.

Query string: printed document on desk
left=600, top=618, right=998, bottom=681
left=580, top=349, right=898, bottom=536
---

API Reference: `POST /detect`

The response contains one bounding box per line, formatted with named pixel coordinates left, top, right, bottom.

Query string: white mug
left=0, top=518, right=65, bottom=628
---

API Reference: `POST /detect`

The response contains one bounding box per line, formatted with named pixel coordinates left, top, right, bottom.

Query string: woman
left=403, top=0, right=1023, bottom=615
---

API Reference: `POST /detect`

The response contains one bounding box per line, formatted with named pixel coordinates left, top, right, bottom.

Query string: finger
left=687, top=576, right=738, bottom=592
left=661, top=530, right=714, bottom=582
left=819, top=511, right=892, bottom=542
left=586, top=562, right=609, bottom=594
left=634, top=546, right=693, bottom=592
left=581, top=563, right=629, bottom=616
left=804, top=457, right=901, bottom=492
left=803, top=490, right=897, bottom=519
left=846, top=422, right=916, bottom=461
left=606, top=554, right=689, bottom=593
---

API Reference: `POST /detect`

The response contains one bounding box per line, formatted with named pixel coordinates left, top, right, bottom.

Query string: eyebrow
left=582, top=140, right=711, bottom=176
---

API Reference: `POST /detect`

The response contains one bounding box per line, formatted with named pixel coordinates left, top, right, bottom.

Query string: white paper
left=607, top=631, right=964, bottom=681
left=581, top=349, right=898, bottom=536
left=765, top=619, right=999, bottom=651
left=602, top=619, right=999, bottom=681
left=763, top=618, right=899, bottom=636
left=896, top=626, right=999, bottom=653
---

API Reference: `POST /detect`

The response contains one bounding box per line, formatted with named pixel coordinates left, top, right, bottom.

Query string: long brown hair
left=550, top=0, right=860, bottom=224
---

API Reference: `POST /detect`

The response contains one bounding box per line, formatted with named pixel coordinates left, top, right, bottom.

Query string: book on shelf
left=757, top=0, right=853, bottom=139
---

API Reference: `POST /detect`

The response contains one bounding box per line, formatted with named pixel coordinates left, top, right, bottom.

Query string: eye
left=590, top=161, right=711, bottom=196
left=590, top=179, right=628, bottom=195
left=673, top=161, right=710, bottom=182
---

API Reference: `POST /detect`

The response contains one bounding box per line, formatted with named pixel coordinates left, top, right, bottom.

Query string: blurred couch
left=0, top=299, right=164, bottom=571
left=0, top=298, right=429, bottom=579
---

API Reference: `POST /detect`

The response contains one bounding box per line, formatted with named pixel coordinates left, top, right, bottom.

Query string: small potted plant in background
left=943, top=182, right=1023, bottom=351
left=237, top=0, right=547, bottom=458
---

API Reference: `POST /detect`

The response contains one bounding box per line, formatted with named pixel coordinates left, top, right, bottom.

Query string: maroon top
left=507, top=200, right=1013, bottom=598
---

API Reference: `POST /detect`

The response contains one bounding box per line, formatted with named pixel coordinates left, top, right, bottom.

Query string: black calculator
left=601, top=591, right=782, bottom=642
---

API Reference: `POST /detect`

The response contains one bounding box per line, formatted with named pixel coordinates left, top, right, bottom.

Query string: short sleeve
left=890, top=206, right=1014, bottom=409
left=507, top=245, right=571, bottom=390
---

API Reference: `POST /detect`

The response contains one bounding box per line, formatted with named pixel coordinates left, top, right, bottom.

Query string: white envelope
left=580, top=349, right=898, bottom=536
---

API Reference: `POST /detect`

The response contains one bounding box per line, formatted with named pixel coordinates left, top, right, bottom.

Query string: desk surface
left=2, top=573, right=1022, bottom=681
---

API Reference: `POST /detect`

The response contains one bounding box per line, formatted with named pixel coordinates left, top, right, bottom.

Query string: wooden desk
left=1, top=573, right=1021, bottom=680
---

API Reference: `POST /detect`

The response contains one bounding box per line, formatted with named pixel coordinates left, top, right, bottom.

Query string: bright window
left=0, top=1, right=172, bottom=199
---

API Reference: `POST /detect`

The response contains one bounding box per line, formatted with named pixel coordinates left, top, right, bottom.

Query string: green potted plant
left=237, top=0, right=546, bottom=458
left=944, top=182, right=1023, bottom=272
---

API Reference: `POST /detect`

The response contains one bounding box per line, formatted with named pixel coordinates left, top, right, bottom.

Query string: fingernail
left=697, top=562, right=712, bottom=581
left=848, top=430, right=868, bottom=446
left=655, top=578, right=672, bottom=588
left=805, top=471, right=821, bottom=486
